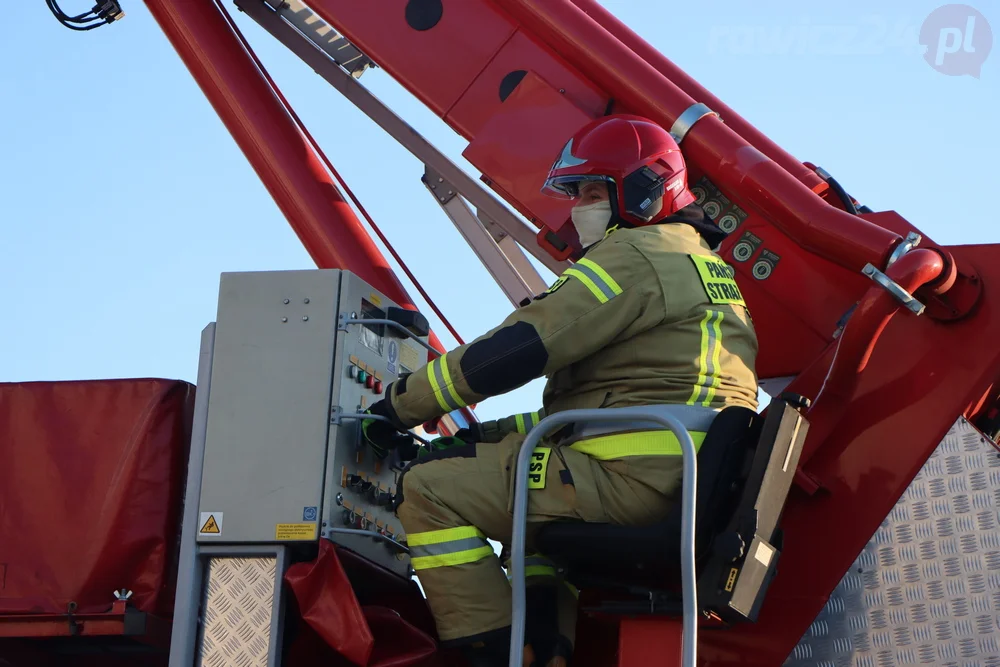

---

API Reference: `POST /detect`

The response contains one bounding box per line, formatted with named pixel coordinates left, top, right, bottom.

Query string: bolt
left=559, top=88, right=566, bottom=93
left=304, top=298, right=310, bottom=304
left=439, top=197, right=446, bottom=202
left=283, top=299, right=290, bottom=304
left=281, top=317, right=288, bottom=323
left=303, top=316, right=309, bottom=322
left=438, top=177, right=444, bottom=183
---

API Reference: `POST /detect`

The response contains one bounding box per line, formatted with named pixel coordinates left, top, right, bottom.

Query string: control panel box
left=197, top=269, right=428, bottom=578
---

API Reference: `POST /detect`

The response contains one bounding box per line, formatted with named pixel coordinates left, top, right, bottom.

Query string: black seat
left=535, top=395, right=810, bottom=624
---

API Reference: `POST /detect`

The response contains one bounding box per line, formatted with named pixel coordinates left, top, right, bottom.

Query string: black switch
left=386, top=306, right=429, bottom=338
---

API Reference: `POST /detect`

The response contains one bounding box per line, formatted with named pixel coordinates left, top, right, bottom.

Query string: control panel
left=196, top=269, right=430, bottom=578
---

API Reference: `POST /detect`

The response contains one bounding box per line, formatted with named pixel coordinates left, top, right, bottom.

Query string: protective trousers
left=394, top=431, right=685, bottom=646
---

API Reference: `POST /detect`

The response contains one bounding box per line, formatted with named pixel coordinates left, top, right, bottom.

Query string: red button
left=365, top=375, right=375, bottom=390
left=374, top=380, right=383, bottom=395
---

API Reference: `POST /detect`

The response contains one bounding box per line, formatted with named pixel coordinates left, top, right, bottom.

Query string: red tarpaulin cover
left=285, top=541, right=441, bottom=667
left=0, top=379, right=194, bottom=619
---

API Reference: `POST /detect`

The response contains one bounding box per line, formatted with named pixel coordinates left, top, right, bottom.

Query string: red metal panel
left=617, top=618, right=683, bottom=667
left=309, top=0, right=517, bottom=126
left=463, top=72, right=593, bottom=232
left=0, top=379, right=193, bottom=621
left=445, top=29, right=610, bottom=140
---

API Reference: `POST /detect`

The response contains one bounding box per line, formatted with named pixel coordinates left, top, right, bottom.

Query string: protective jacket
left=385, top=220, right=759, bottom=433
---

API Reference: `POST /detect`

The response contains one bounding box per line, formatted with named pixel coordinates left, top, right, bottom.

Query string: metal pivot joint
left=670, top=103, right=720, bottom=144
left=886, top=232, right=922, bottom=268
left=862, top=264, right=926, bottom=315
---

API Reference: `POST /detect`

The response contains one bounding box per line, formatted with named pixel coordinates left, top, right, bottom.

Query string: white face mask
left=571, top=200, right=612, bottom=248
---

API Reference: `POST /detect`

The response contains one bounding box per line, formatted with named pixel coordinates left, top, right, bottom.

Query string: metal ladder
left=507, top=407, right=700, bottom=667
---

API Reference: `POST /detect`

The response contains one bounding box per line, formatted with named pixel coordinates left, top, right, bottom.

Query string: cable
left=46, top=0, right=124, bottom=30
left=215, top=1, right=465, bottom=346
left=814, top=165, right=859, bottom=216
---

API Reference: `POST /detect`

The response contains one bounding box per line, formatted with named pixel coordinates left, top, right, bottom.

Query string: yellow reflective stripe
left=576, top=258, right=623, bottom=295
left=525, top=565, right=557, bottom=578
left=427, top=355, right=465, bottom=412
left=563, top=267, right=608, bottom=303
left=701, top=312, right=726, bottom=406
left=529, top=412, right=540, bottom=428
left=407, top=525, right=484, bottom=547
left=411, top=545, right=494, bottom=570
left=687, top=311, right=714, bottom=406
left=437, top=353, right=466, bottom=410
left=569, top=430, right=707, bottom=460
left=427, top=358, right=452, bottom=413
left=515, top=413, right=527, bottom=434
left=563, top=258, right=623, bottom=304
left=408, top=525, right=493, bottom=571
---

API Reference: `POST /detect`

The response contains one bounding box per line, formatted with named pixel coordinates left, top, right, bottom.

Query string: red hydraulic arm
left=144, top=0, right=453, bottom=355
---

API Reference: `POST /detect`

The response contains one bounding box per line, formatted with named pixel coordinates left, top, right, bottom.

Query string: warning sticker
left=731, top=230, right=763, bottom=264
left=752, top=249, right=781, bottom=281
left=199, top=512, right=223, bottom=536
left=275, top=523, right=317, bottom=541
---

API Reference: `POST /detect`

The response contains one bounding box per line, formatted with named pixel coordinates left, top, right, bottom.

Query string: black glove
left=362, top=399, right=413, bottom=459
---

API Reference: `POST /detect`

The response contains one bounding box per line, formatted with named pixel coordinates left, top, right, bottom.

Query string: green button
left=358, top=370, right=368, bottom=383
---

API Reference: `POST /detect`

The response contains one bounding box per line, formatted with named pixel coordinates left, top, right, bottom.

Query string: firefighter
left=362, top=113, right=759, bottom=666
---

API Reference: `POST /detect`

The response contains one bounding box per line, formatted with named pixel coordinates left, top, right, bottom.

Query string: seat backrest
left=697, top=394, right=810, bottom=623
left=663, top=405, right=760, bottom=558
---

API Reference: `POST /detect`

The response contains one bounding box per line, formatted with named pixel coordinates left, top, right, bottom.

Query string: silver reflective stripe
left=570, top=261, right=619, bottom=301
left=409, top=536, right=487, bottom=559
left=562, top=404, right=719, bottom=444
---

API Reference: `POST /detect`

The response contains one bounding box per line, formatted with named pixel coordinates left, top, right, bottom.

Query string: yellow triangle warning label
left=199, top=511, right=223, bottom=535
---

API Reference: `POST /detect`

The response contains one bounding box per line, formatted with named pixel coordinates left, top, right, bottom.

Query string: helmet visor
left=541, top=174, right=610, bottom=200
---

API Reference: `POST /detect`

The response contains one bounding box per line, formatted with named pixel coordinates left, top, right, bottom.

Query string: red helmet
left=542, top=114, right=695, bottom=226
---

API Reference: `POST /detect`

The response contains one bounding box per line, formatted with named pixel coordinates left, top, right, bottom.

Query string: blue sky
left=2, top=1, right=996, bottom=422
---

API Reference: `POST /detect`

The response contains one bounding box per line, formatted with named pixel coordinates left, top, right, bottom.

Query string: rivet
left=283, top=299, right=290, bottom=304
left=303, top=316, right=309, bottom=322
left=437, top=177, right=444, bottom=183
left=559, top=88, right=565, bottom=93
left=281, top=317, right=288, bottom=323
left=304, top=298, right=310, bottom=304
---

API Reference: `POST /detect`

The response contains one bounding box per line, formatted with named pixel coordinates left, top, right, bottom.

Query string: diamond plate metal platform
left=199, top=557, right=277, bottom=667
left=786, top=418, right=1000, bottom=667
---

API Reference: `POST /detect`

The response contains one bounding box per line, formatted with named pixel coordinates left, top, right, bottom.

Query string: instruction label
left=399, top=342, right=420, bottom=376
left=199, top=512, right=223, bottom=536
left=276, top=523, right=317, bottom=541
left=387, top=340, right=399, bottom=375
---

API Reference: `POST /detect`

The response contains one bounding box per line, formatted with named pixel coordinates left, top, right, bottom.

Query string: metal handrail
left=508, top=407, right=699, bottom=667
